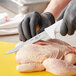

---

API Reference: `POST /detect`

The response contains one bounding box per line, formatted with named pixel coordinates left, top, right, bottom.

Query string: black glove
left=57, top=0, right=76, bottom=36
left=18, top=11, right=55, bottom=42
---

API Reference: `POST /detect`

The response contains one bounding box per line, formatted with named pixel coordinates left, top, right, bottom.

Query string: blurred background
left=0, top=0, right=50, bottom=14
left=0, top=0, right=76, bottom=46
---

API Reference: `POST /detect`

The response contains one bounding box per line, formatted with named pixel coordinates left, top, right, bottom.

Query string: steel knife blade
left=5, top=31, right=50, bottom=54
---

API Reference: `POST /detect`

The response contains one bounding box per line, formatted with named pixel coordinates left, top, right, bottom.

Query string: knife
left=5, top=19, right=63, bottom=54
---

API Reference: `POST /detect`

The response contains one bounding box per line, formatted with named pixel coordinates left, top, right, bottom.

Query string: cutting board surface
left=0, top=42, right=55, bottom=76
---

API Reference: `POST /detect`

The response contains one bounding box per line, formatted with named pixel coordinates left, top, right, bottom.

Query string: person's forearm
left=44, top=0, right=71, bottom=20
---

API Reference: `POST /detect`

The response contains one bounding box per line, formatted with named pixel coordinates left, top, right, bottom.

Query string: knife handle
left=36, top=25, right=40, bottom=32
left=45, top=19, right=63, bottom=38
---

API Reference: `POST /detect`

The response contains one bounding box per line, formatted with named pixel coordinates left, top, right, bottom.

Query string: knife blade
left=5, top=31, right=50, bottom=54
left=5, top=19, right=63, bottom=54
left=45, top=19, right=63, bottom=38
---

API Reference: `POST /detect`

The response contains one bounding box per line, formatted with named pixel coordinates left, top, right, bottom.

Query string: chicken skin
left=16, top=39, right=76, bottom=76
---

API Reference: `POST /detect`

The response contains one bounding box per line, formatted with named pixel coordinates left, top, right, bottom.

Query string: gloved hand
left=57, top=0, right=76, bottom=36
left=18, top=12, right=55, bottom=42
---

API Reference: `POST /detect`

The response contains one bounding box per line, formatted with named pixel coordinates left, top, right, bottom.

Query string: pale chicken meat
left=43, top=58, right=76, bottom=76
left=16, top=39, right=76, bottom=75
left=64, top=53, right=76, bottom=64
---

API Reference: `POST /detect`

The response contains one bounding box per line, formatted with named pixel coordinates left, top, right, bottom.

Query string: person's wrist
left=42, top=12, right=55, bottom=25
left=44, top=0, right=71, bottom=19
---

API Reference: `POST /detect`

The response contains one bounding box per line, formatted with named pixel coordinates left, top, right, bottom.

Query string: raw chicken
left=43, top=58, right=76, bottom=76
left=64, top=53, right=76, bottom=64
left=16, top=39, right=76, bottom=75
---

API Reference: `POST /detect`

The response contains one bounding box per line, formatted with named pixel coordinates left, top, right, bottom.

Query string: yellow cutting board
left=0, top=42, right=55, bottom=76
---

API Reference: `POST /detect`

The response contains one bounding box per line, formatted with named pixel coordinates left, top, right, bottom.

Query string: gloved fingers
left=67, top=24, right=75, bottom=35
left=67, top=18, right=76, bottom=35
left=57, top=7, right=67, bottom=21
left=18, top=20, right=27, bottom=42
left=22, top=17, right=32, bottom=40
left=73, top=18, right=76, bottom=29
left=30, top=15, right=39, bottom=37
left=60, top=21, right=68, bottom=36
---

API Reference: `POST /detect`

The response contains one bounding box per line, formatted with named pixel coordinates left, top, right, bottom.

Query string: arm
left=44, top=0, right=71, bottom=19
